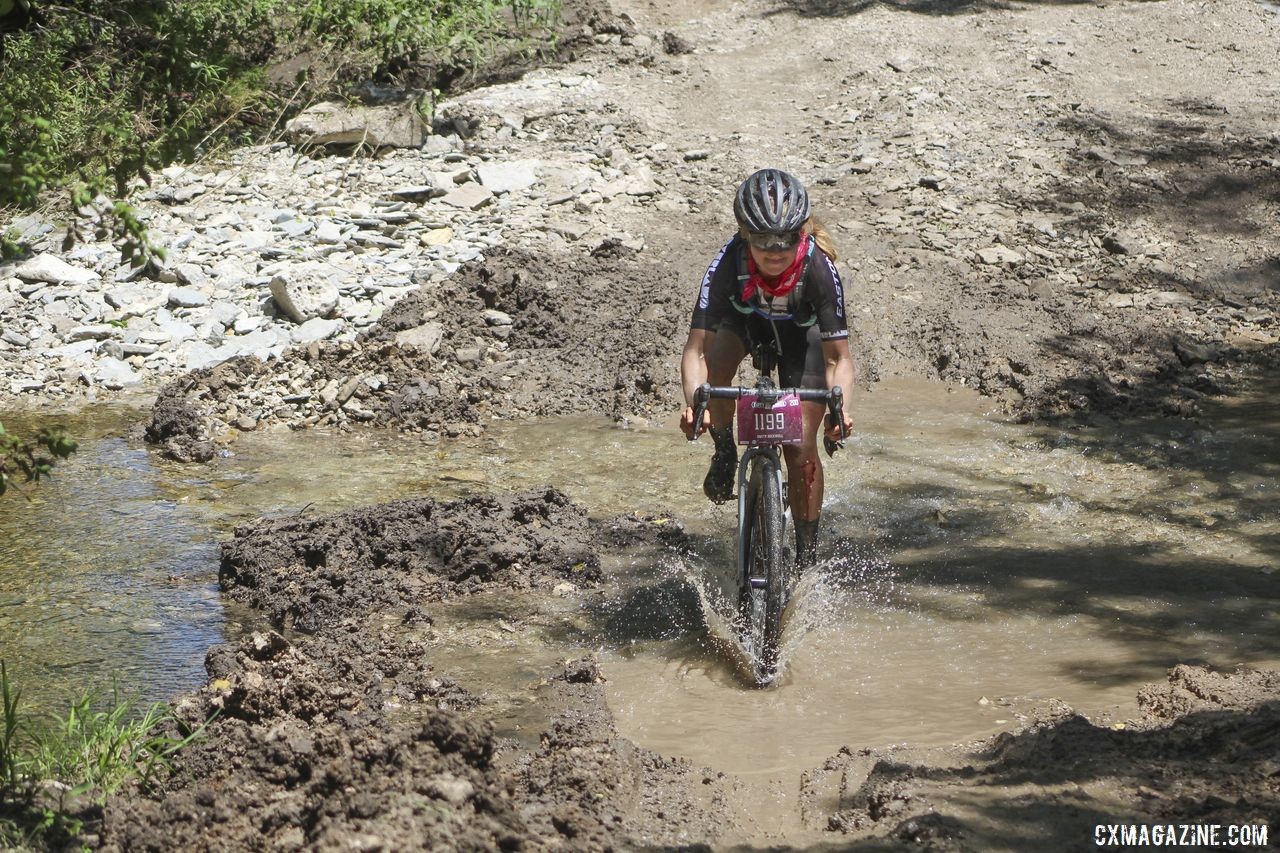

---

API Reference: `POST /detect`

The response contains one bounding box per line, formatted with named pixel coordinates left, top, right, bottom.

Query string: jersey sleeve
left=808, top=249, right=849, bottom=341
left=689, top=238, right=739, bottom=331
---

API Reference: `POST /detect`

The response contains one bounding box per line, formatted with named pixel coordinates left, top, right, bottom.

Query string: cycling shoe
left=702, top=427, right=737, bottom=503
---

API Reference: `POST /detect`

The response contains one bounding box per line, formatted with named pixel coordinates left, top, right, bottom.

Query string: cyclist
left=680, top=168, right=855, bottom=570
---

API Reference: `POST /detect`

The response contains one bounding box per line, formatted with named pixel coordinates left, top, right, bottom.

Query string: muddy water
left=603, top=380, right=1280, bottom=782
left=2, top=378, right=1277, bottom=786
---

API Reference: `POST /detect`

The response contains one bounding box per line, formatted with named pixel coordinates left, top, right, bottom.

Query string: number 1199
left=755, top=412, right=786, bottom=431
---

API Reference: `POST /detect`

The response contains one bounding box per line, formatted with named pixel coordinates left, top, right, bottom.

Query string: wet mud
left=88, top=487, right=1279, bottom=851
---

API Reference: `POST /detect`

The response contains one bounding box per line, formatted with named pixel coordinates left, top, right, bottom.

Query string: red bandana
left=742, top=234, right=810, bottom=303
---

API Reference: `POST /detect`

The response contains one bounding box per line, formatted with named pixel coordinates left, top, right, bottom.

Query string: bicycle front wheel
left=739, top=455, right=786, bottom=684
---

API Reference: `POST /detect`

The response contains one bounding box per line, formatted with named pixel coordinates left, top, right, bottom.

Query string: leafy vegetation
left=0, top=0, right=563, bottom=259
left=0, top=422, right=76, bottom=498
left=0, top=662, right=208, bottom=847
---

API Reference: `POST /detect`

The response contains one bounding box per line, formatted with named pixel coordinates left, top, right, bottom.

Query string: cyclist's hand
left=680, top=405, right=710, bottom=440
left=824, top=412, right=853, bottom=443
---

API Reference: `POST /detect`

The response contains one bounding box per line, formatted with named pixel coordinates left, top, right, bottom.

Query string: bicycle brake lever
left=824, top=386, right=847, bottom=457
left=689, top=384, right=711, bottom=441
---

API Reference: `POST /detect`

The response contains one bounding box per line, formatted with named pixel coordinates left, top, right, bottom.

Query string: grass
left=0, top=661, right=209, bottom=848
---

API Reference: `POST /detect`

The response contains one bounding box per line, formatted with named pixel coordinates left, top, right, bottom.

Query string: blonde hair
left=805, top=216, right=839, bottom=262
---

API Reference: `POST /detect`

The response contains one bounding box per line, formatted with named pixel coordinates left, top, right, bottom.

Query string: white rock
left=66, top=325, right=116, bottom=342
left=314, top=221, right=344, bottom=244
left=291, top=317, right=342, bottom=344
left=270, top=275, right=340, bottom=323
left=977, top=245, right=1024, bottom=265
left=233, top=316, right=263, bottom=334
left=184, top=342, right=223, bottom=371
left=156, top=318, right=197, bottom=344
left=440, top=183, right=494, bottom=210
left=476, top=160, right=541, bottom=194
left=44, top=340, right=97, bottom=360
left=105, top=285, right=166, bottom=315
left=426, top=775, right=474, bottom=805
left=15, top=254, right=98, bottom=287
left=285, top=100, right=427, bottom=148
left=168, top=286, right=209, bottom=308
left=207, top=301, right=242, bottom=327
left=482, top=309, right=513, bottom=326
left=174, top=263, right=210, bottom=288
left=421, top=227, right=454, bottom=247
left=96, top=357, right=139, bottom=388
left=394, top=322, right=444, bottom=353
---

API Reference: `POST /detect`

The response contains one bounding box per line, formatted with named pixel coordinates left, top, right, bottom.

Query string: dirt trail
left=95, top=0, right=1280, bottom=847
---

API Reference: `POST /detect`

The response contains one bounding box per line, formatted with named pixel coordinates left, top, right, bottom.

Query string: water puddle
left=2, top=377, right=1277, bottom=780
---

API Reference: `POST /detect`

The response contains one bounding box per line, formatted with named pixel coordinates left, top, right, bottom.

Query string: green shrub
left=0, top=422, right=76, bottom=498
left=0, top=0, right=560, bottom=263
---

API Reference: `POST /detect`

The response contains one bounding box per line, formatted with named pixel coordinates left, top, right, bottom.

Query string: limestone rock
left=440, top=183, right=494, bottom=210
left=285, top=100, right=427, bottom=149
left=14, top=254, right=98, bottom=286
left=269, top=275, right=340, bottom=324
left=394, top=322, right=443, bottom=354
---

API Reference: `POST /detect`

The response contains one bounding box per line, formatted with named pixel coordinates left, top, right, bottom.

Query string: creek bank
left=94, top=489, right=736, bottom=851
left=143, top=244, right=683, bottom=462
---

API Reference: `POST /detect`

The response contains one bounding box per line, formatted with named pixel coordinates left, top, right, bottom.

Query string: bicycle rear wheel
left=738, top=455, right=786, bottom=684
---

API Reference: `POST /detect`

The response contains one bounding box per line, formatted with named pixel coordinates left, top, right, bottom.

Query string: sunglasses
left=745, top=231, right=802, bottom=253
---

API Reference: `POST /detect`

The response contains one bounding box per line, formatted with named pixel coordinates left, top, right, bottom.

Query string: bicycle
left=688, top=352, right=846, bottom=685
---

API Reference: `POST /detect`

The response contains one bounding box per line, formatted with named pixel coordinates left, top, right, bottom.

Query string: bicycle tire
left=738, top=455, right=786, bottom=684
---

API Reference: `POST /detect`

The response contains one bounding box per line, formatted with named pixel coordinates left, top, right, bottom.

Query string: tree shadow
left=817, top=699, right=1280, bottom=843
left=768, top=0, right=1099, bottom=18
left=1042, top=110, right=1280, bottom=241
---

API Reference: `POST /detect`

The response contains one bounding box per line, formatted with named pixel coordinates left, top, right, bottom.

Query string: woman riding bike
left=679, top=168, right=855, bottom=570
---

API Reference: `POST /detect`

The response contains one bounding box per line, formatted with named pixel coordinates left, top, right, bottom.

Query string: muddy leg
left=783, top=401, right=825, bottom=568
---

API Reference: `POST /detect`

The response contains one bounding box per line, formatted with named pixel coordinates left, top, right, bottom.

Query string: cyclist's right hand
left=680, top=405, right=710, bottom=440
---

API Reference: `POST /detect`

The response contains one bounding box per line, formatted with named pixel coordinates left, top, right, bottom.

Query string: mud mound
left=220, top=487, right=601, bottom=632
left=804, top=665, right=1280, bottom=846
left=1136, top=663, right=1280, bottom=722
left=145, top=244, right=686, bottom=462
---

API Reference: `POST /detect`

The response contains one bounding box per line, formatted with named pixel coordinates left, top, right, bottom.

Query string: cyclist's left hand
left=824, top=412, right=853, bottom=443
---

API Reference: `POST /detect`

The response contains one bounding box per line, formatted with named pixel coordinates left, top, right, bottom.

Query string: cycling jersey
left=690, top=235, right=848, bottom=341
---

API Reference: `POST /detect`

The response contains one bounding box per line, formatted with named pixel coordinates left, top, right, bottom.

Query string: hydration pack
left=729, top=240, right=817, bottom=327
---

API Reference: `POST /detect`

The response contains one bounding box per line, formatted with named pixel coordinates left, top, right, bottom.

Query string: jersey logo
left=824, top=254, right=845, bottom=320
left=698, top=239, right=734, bottom=312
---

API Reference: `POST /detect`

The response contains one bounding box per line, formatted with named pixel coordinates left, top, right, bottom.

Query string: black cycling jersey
left=689, top=234, right=848, bottom=342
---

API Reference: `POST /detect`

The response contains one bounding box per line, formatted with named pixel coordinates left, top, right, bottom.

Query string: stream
left=2, top=378, right=1276, bottom=788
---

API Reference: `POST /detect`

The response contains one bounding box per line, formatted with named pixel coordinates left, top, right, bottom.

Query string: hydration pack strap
left=731, top=241, right=817, bottom=326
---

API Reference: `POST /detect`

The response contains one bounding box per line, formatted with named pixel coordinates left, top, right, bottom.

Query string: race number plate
left=736, top=392, right=803, bottom=446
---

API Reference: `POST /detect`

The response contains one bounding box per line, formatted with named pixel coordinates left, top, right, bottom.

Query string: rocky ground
left=3, top=0, right=1278, bottom=847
